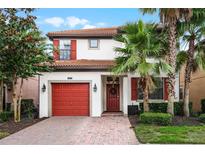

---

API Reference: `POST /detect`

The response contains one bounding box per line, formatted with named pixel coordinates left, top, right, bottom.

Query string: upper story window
left=59, top=40, right=71, bottom=60
left=137, top=78, right=164, bottom=100
left=89, top=39, right=99, bottom=49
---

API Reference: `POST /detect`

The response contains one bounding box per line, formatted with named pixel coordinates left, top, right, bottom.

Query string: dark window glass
left=137, top=78, right=163, bottom=100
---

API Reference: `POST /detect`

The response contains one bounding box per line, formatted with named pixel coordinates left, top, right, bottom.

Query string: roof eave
left=47, top=35, right=115, bottom=40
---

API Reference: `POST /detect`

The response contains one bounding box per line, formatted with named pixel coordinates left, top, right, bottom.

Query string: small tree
left=113, top=20, right=170, bottom=111
left=0, top=9, right=53, bottom=122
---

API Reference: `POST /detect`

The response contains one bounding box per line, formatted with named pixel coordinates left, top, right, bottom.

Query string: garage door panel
left=53, top=106, right=89, bottom=110
left=52, top=98, right=89, bottom=103
left=53, top=102, right=89, bottom=106
left=53, top=90, right=88, bottom=97
left=53, top=89, right=88, bottom=93
left=53, top=110, right=88, bottom=116
left=52, top=83, right=89, bottom=116
left=52, top=93, right=89, bottom=98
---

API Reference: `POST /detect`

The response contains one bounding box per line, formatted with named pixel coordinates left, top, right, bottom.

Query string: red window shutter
left=163, top=77, right=169, bottom=100
left=53, top=39, right=59, bottom=60
left=131, top=78, right=138, bottom=100
left=70, top=40, right=77, bottom=60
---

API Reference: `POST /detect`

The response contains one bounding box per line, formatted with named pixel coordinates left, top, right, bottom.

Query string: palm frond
left=176, top=51, right=188, bottom=72
left=113, top=20, right=169, bottom=79
left=140, top=8, right=157, bottom=15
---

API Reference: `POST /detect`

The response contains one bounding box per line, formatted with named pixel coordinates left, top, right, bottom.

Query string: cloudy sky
left=33, top=8, right=159, bottom=35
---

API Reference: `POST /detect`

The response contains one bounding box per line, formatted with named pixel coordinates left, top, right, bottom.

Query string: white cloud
left=44, top=17, right=64, bottom=27
left=82, top=24, right=97, bottom=29
left=66, top=16, right=89, bottom=28
left=43, top=16, right=107, bottom=29
left=96, top=22, right=106, bottom=26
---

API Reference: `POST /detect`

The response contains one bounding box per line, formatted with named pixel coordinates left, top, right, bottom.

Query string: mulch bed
left=172, top=116, right=203, bottom=126
left=128, top=115, right=140, bottom=127
left=0, top=117, right=47, bottom=134
left=128, top=115, right=203, bottom=127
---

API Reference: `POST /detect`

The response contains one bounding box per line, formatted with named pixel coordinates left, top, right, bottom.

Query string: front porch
left=101, top=75, right=129, bottom=116
left=101, top=111, right=124, bottom=117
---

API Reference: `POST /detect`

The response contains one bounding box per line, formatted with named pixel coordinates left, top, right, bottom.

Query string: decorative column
left=123, top=77, right=128, bottom=115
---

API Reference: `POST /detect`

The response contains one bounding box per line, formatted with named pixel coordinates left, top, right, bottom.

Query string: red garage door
left=52, top=83, right=89, bottom=116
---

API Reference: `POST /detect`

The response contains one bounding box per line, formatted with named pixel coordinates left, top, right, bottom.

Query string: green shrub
left=149, top=103, right=167, bottom=113
left=201, top=99, right=205, bottom=113
left=174, top=102, right=184, bottom=116
left=139, top=101, right=193, bottom=116
left=0, top=111, right=13, bottom=122
left=139, top=102, right=167, bottom=113
left=191, top=112, right=200, bottom=117
left=174, top=101, right=193, bottom=116
left=199, top=114, right=205, bottom=123
left=5, top=103, right=11, bottom=111
left=21, top=99, right=37, bottom=119
left=139, top=102, right=144, bottom=113
left=140, top=112, right=172, bottom=126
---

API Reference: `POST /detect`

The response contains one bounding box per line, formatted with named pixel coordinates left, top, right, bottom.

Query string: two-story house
left=39, top=27, right=180, bottom=118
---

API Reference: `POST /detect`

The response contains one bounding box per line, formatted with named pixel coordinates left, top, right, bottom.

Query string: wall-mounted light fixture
left=42, top=84, right=46, bottom=92
left=93, top=84, right=97, bottom=92
left=67, top=77, right=72, bottom=80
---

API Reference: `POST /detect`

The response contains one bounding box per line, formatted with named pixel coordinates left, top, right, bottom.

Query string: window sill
left=88, top=47, right=100, bottom=50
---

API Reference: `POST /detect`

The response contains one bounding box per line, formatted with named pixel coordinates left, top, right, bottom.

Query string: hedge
left=199, top=114, right=205, bottom=123
left=140, top=112, right=172, bottom=126
left=21, top=99, right=38, bottom=119
left=201, top=99, right=205, bottom=113
left=174, top=101, right=193, bottom=116
left=139, top=101, right=193, bottom=116
left=0, top=111, right=13, bottom=122
left=149, top=103, right=167, bottom=113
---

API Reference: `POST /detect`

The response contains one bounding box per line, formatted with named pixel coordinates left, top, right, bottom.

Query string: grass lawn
left=135, top=124, right=205, bottom=144
left=0, top=131, right=9, bottom=139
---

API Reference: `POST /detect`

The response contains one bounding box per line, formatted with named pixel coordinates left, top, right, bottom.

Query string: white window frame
left=88, top=39, right=100, bottom=49
left=59, top=39, right=71, bottom=60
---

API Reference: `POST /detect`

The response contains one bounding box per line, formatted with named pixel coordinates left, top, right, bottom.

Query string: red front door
left=106, top=84, right=120, bottom=112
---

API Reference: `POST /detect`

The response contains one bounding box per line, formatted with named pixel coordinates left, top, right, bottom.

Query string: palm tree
left=140, top=8, right=193, bottom=115
left=177, top=9, right=205, bottom=117
left=113, top=20, right=170, bottom=112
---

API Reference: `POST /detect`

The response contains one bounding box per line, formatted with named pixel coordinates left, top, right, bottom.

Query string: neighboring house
left=39, top=27, right=180, bottom=118
left=2, top=77, right=39, bottom=110
left=180, top=67, right=205, bottom=112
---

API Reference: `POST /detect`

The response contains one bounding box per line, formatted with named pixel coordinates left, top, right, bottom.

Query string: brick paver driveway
left=0, top=116, right=139, bottom=145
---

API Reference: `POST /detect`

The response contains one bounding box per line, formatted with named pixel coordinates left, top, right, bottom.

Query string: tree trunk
left=17, top=78, right=23, bottom=122
left=12, top=75, right=18, bottom=122
left=0, top=80, right=3, bottom=113
left=167, top=19, right=177, bottom=115
left=184, top=83, right=190, bottom=117
left=184, top=39, right=195, bottom=117
left=143, top=77, right=149, bottom=112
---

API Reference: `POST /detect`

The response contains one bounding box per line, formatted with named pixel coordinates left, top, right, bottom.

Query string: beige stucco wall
left=180, top=67, right=205, bottom=112
left=7, top=76, right=39, bottom=107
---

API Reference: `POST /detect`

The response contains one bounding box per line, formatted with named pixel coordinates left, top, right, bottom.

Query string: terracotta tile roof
left=47, top=27, right=119, bottom=38
left=48, top=59, right=115, bottom=70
